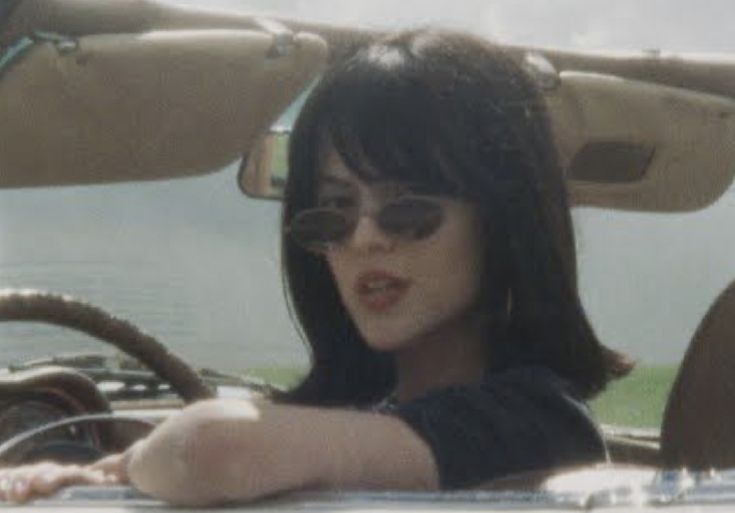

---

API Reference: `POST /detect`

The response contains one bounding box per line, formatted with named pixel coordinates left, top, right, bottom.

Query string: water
left=0, top=258, right=308, bottom=371
left=0, top=167, right=309, bottom=372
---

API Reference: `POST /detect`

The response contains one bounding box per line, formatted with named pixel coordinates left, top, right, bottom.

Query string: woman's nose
left=348, top=214, right=395, bottom=253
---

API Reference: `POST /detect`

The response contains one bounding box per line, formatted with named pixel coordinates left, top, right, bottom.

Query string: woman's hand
left=0, top=399, right=439, bottom=505
left=0, top=452, right=128, bottom=504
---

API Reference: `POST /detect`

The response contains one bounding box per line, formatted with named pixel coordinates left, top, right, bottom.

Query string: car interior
left=1, top=0, right=735, bottom=498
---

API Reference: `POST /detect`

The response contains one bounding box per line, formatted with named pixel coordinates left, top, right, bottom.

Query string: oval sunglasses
left=288, top=195, right=445, bottom=253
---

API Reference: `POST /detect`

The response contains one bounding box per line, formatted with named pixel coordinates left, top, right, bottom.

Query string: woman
left=0, top=28, right=631, bottom=505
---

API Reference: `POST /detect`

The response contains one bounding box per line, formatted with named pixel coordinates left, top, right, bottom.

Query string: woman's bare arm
left=125, top=399, right=439, bottom=506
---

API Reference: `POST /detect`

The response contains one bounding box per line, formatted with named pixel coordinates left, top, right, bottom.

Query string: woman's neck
left=392, top=311, right=493, bottom=402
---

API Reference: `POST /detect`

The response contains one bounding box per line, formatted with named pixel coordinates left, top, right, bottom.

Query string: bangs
left=316, top=54, right=464, bottom=195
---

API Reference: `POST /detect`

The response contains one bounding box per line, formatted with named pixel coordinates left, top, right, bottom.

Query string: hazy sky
left=169, top=0, right=735, bottom=52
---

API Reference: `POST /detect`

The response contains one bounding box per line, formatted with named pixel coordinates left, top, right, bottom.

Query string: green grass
left=245, top=366, right=304, bottom=388
left=245, top=365, right=677, bottom=429
left=590, top=365, right=677, bottom=428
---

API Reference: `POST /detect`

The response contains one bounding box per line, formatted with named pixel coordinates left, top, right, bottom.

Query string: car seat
left=660, top=279, right=735, bottom=469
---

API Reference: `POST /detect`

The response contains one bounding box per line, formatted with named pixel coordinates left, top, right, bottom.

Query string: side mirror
left=238, top=130, right=290, bottom=199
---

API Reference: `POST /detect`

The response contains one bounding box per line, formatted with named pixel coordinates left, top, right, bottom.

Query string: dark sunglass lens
left=379, top=198, right=443, bottom=240
left=289, top=209, right=352, bottom=251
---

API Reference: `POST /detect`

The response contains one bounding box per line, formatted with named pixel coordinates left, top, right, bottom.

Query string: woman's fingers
left=0, top=466, right=38, bottom=503
left=32, top=464, right=107, bottom=493
left=0, top=471, right=29, bottom=503
left=0, top=463, right=65, bottom=503
left=0, top=462, right=113, bottom=503
left=0, top=451, right=130, bottom=503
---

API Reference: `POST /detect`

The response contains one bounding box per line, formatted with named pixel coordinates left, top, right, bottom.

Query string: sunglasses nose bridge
left=346, top=208, right=396, bottom=252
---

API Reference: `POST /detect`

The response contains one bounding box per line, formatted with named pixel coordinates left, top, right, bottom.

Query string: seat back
left=660, top=280, right=735, bottom=469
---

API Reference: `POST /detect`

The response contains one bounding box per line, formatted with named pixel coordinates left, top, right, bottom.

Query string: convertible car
left=1, top=0, right=735, bottom=510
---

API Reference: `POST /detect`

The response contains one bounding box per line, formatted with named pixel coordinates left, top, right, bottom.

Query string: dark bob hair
left=279, top=28, right=632, bottom=406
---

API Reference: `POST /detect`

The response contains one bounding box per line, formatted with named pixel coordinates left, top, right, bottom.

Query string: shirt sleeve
left=388, top=366, right=607, bottom=489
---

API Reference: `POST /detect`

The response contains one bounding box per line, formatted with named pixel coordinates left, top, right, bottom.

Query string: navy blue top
left=384, top=366, right=607, bottom=489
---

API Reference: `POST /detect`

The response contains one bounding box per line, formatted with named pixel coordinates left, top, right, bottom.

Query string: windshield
left=1, top=0, right=734, bottom=436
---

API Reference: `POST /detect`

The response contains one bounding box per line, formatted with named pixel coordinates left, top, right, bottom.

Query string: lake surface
left=0, top=166, right=307, bottom=370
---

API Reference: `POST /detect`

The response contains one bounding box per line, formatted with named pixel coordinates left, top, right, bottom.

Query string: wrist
left=122, top=438, right=147, bottom=481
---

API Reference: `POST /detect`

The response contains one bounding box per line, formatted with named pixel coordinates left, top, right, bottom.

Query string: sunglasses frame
left=288, top=194, right=447, bottom=253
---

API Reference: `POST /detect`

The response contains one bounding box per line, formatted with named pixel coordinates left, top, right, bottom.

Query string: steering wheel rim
left=0, top=289, right=214, bottom=402
left=0, top=413, right=156, bottom=465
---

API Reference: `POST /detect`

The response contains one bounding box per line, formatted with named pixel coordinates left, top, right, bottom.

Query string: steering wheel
left=0, top=290, right=213, bottom=402
left=0, top=290, right=215, bottom=463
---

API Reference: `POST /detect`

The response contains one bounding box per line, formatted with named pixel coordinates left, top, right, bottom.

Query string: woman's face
left=317, top=147, right=487, bottom=352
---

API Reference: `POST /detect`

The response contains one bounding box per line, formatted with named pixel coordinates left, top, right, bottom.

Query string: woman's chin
left=358, top=323, right=422, bottom=353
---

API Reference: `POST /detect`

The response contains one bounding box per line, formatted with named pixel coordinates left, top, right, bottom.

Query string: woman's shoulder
left=482, top=364, right=587, bottom=401
left=393, top=365, right=586, bottom=408
left=484, top=364, right=576, bottom=387
left=384, top=365, right=606, bottom=489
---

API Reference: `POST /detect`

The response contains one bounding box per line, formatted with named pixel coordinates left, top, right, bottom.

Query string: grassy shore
left=590, top=365, right=677, bottom=428
left=246, top=364, right=678, bottom=429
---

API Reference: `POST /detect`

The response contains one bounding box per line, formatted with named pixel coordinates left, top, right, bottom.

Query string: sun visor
left=549, top=72, right=735, bottom=212
left=0, top=28, right=327, bottom=187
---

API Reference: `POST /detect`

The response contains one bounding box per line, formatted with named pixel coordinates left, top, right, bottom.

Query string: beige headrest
left=661, top=280, right=735, bottom=469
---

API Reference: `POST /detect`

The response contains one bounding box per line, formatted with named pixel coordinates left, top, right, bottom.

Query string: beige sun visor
left=0, top=28, right=327, bottom=187
left=549, top=72, right=735, bottom=212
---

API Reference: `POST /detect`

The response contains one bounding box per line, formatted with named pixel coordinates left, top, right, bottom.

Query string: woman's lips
left=354, top=270, right=411, bottom=312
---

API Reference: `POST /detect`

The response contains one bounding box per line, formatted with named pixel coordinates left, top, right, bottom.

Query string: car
left=1, top=0, right=735, bottom=510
